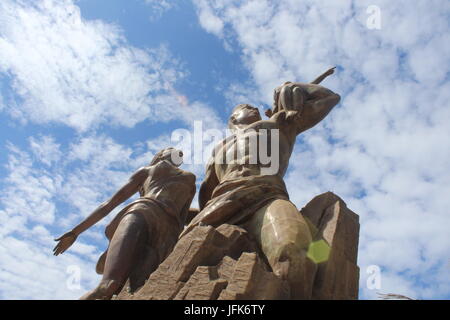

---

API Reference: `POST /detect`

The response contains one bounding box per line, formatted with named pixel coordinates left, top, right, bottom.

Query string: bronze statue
left=180, top=67, right=340, bottom=299
left=53, top=147, right=196, bottom=300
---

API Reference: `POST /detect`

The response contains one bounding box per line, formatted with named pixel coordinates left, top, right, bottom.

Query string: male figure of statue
left=180, top=68, right=339, bottom=299
left=53, top=147, right=196, bottom=300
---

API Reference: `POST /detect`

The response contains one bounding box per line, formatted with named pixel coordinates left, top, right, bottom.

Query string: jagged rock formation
left=115, top=192, right=360, bottom=300
left=301, top=192, right=360, bottom=300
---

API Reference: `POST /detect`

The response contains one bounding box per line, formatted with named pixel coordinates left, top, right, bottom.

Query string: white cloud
left=194, top=0, right=224, bottom=36
left=0, top=139, right=108, bottom=299
left=144, top=0, right=174, bottom=20
left=1, top=144, right=60, bottom=227
left=0, top=0, right=187, bottom=132
left=0, top=0, right=225, bottom=131
left=0, top=233, right=100, bottom=299
left=29, top=135, right=62, bottom=166
left=193, top=0, right=450, bottom=299
left=0, top=92, right=4, bottom=111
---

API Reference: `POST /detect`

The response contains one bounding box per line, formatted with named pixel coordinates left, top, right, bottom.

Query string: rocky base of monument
left=114, top=192, right=360, bottom=300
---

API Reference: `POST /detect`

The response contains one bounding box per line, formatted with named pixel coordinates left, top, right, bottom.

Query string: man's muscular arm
left=274, top=83, right=340, bottom=136
left=295, top=84, right=340, bottom=134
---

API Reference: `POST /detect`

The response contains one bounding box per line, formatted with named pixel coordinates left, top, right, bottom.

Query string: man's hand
left=285, top=110, right=301, bottom=122
left=272, top=109, right=301, bottom=125
left=324, top=66, right=336, bottom=76
left=311, top=66, right=337, bottom=84
left=53, top=231, right=78, bottom=256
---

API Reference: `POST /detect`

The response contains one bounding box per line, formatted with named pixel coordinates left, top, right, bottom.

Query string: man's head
left=228, top=104, right=262, bottom=130
left=150, top=147, right=183, bottom=167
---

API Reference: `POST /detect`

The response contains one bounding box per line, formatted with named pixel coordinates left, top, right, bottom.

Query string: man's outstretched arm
left=294, top=84, right=340, bottom=135
left=311, top=67, right=336, bottom=84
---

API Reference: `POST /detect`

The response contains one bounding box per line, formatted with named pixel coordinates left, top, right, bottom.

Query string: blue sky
left=0, top=0, right=449, bottom=299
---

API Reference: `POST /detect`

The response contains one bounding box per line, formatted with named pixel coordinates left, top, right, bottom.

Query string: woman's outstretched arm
left=53, top=167, right=149, bottom=256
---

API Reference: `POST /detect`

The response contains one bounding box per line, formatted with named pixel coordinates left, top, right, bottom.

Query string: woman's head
left=150, top=147, right=184, bottom=167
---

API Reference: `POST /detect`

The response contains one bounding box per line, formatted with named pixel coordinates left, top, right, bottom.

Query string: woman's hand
left=53, top=231, right=78, bottom=256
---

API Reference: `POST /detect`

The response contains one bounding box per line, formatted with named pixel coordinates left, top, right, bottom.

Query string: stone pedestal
left=116, top=192, right=360, bottom=300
